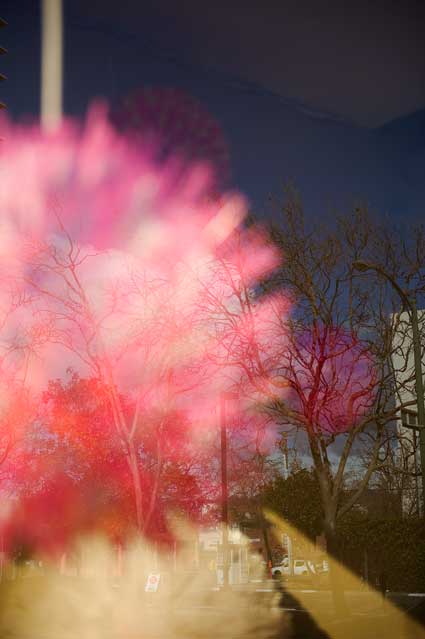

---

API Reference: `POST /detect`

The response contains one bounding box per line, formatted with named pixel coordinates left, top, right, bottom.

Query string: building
left=391, top=309, right=425, bottom=515
left=198, top=526, right=251, bottom=585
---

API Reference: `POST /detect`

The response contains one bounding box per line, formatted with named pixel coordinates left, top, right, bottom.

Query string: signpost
left=145, top=573, right=161, bottom=593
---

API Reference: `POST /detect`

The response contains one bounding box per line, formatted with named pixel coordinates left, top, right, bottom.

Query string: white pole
left=239, top=546, right=242, bottom=584
left=173, top=540, right=177, bottom=572
left=116, top=543, right=123, bottom=578
left=41, top=0, right=63, bottom=130
left=283, top=533, right=293, bottom=576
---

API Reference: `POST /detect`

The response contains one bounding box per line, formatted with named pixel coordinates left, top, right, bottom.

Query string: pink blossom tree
left=0, top=105, right=282, bottom=546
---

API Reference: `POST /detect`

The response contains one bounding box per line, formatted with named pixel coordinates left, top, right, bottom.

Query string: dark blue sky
left=2, top=1, right=424, bottom=221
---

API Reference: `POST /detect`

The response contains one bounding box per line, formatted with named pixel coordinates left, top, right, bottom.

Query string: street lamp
left=219, top=390, right=238, bottom=588
left=41, top=0, right=63, bottom=130
left=353, top=260, right=425, bottom=514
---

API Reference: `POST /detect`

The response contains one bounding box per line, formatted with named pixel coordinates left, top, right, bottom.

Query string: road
left=1, top=573, right=424, bottom=638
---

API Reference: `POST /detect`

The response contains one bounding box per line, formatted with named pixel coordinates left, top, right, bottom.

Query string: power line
left=67, top=17, right=352, bottom=126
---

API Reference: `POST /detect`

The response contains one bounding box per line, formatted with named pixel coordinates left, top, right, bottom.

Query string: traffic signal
left=0, top=17, right=6, bottom=110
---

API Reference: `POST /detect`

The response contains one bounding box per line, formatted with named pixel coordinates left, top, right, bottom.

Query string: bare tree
left=198, top=193, right=425, bottom=613
left=23, top=225, right=199, bottom=532
left=22, top=210, right=262, bottom=534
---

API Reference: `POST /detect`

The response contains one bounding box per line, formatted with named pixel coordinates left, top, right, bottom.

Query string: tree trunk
left=127, top=442, right=144, bottom=532
left=261, top=523, right=273, bottom=578
left=324, top=520, right=350, bottom=618
left=105, top=382, right=144, bottom=532
left=142, top=435, right=162, bottom=535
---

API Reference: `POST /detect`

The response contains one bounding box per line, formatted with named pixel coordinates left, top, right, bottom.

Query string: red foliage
left=283, top=324, right=377, bottom=434
left=0, top=105, right=286, bottom=557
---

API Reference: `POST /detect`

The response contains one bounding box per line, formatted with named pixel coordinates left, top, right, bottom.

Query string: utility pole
left=41, top=0, right=63, bottom=130
left=353, top=260, right=425, bottom=515
left=220, top=392, right=230, bottom=588
left=219, top=391, right=238, bottom=588
left=408, top=297, right=425, bottom=514
left=0, top=17, right=6, bottom=111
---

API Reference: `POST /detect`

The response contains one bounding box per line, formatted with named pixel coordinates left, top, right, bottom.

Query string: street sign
left=145, top=573, right=161, bottom=593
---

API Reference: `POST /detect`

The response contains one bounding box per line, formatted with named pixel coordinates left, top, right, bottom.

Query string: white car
left=271, top=557, right=289, bottom=578
left=293, top=559, right=313, bottom=576
left=272, top=558, right=317, bottom=578
left=272, top=565, right=288, bottom=578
